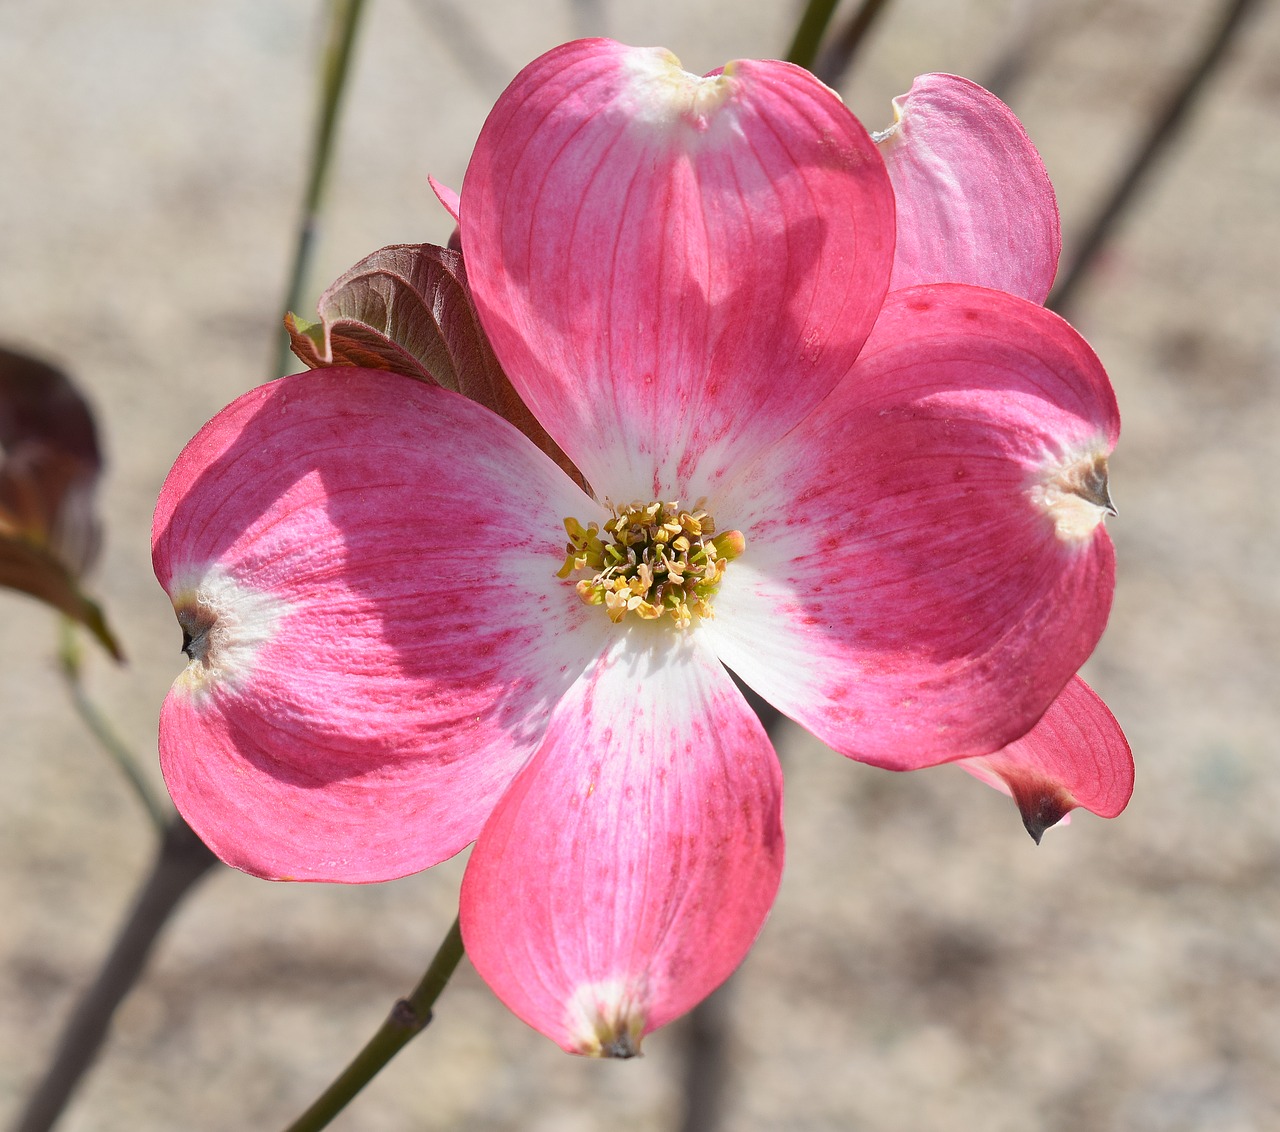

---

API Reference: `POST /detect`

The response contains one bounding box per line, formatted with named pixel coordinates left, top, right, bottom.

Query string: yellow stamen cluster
left=558, top=500, right=745, bottom=628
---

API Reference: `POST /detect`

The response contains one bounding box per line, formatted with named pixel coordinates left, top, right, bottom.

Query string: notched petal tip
left=601, top=1034, right=642, bottom=1059
left=166, top=563, right=290, bottom=702
left=959, top=676, right=1132, bottom=840
left=1058, top=449, right=1116, bottom=513
left=1032, top=445, right=1116, bottom=542
left=621, top=47, right=736, bottom=132
left=1009, top=778, right=1077, bottom=844
left=566, top=980, right=648, bottom=1058
left=870, top=94, right=906, bottom=144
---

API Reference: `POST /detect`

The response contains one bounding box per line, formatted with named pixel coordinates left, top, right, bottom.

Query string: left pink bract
left=154, top=39, right=1130, bottom=1055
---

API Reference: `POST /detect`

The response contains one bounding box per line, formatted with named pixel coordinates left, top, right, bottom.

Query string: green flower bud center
left=558, top=500, right=744, bottom=629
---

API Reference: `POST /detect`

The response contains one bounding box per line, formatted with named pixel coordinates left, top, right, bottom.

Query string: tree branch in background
left=786, top=0, right=843, bottom=72
left=58, top=623, right=169, bottom=833
left=813, top=0, right=893, bottom=89
left=1049, top=0, right=1264, bottom=316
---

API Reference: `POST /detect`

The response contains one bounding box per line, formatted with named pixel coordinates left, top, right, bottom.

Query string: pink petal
left=960, top=675, right=1133, bottom=841
left=153, top=367, right=610, bottom=882
left=704, top=284, right=1119, bottom=769
left=462, top=38, right=895, bottom=502
left=460, top=633, right=784, bottom=1056
left=428, top=175, right=461, bottom=223
left=877, top=74, right=1061, bottom=303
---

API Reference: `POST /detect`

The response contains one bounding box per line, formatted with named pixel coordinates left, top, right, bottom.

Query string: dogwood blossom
left=153, top=40, right=1130, bottom=1055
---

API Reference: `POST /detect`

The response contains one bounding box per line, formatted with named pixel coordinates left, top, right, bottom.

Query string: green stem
left=274, top=0, right=368, bottom=379
left=785, top=0, right=842, bottom=71
left=58, top=621, right=169, bottom=834
left=282, top=916, right=466, bottom=1132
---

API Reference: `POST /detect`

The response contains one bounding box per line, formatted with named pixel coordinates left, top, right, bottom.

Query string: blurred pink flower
left=153, top=40, right=1130, bottom=1056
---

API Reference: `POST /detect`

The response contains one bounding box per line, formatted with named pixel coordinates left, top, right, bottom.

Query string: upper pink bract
left=152, top=39, right=1131, bottom=1056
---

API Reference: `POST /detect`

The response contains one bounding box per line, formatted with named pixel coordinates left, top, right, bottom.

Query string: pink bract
left=875, top=72, right=1062, bottom=303
left=153, top=39, right=1130, bottom=1056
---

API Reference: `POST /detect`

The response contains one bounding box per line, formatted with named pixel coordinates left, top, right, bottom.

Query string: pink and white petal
left=463, top=38, right=895, bottom=503
left=704, top=284, right=1119, bottom=769
left=877, top=74, right=1061, bottom=303
left=959, top=675, right=1133, bottom=841
left=461, top=630, right=784, bottom=1056
left=153, top=367, right=611, bottom=882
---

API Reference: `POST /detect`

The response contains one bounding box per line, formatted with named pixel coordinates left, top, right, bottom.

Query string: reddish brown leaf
left=286, top=243, right=582, bottom=487
left=0, top=346, right=121, bottom=658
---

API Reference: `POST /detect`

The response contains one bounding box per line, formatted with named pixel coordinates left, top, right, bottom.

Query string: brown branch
left=1049, top=0, right=1265, bottom=316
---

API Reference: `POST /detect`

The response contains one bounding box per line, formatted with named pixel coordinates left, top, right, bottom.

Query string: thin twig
left=786, top=0, right=843, bottom=72
left=813, top=0, right=893, bottom=89
left=678, top=979, right=735, bottom=1132
left=410, top=0, right=513, bottom=97
left=13, top=816, right=219, bottom=1132
left=979, top=0, right=1093, bottom=104
left=281, top=917, right=466, bottom=1132
left=58, top=622, right=169, bottom=834
left=1049, top=0, right=1264, bottom=316
left=275, top=0, right=368, bottom=379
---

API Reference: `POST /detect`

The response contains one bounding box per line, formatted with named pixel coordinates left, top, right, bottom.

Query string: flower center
left=557, top=500, right=744, bottom=629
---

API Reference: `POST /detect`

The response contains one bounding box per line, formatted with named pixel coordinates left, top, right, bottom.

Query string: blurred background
left=2, top=1, right=1278, bottom=1129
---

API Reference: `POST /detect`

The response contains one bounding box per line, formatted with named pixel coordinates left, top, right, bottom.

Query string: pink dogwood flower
left=153, top=40, right=1130, bottom=1056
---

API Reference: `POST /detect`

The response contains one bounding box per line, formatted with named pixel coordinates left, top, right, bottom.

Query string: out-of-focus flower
left=153, top=40, right=1129, bottom=1055
left=1, top=345, right=120, bottom=657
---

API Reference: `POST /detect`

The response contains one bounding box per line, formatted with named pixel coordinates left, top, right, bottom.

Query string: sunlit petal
left=463, top=39, right=895, bottom=501
left=153, top=367, right=609, bottom=881
left=877, top=73, right=1060, bottom=302
left=706, top=285, right=1118, bottom=768
left=461, top=630, right=783, bottom=1055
